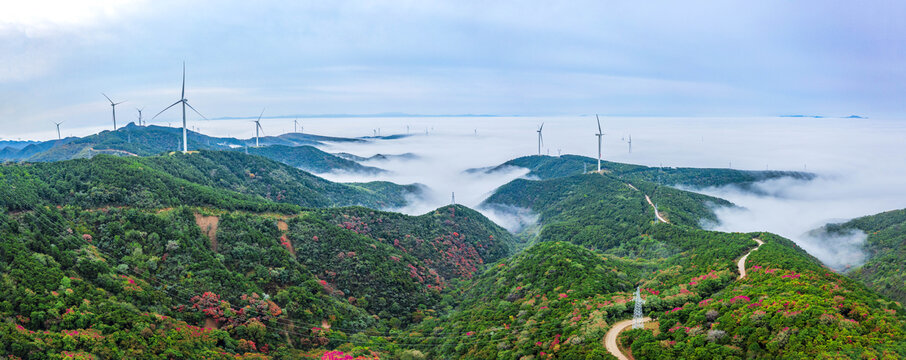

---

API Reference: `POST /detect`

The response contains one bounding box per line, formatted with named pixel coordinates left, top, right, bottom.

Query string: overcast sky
left=2, top=1, right=905, bottom=139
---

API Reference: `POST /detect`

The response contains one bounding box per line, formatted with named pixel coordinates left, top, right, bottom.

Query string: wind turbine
left=254, top=109, right=265, bottom=147
left=536, top=123, right=544, bottom=155
left=102, top=93, right=125, bottom=130
left=595, top=115, right=605, bottom=171
left=53, top=121, right=64, bottom=140
left=136, top=108, right=144, bottom=126
left=628, top=134, right=632, bottom=154
left=152, top=62, right=207, bottom=153
left=293, top=118, right=301, bottom=133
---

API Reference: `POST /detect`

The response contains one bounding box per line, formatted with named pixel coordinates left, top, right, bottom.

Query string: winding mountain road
left=604, top=317, right=652, bottom=360
left=603, top=237, right=765, bottom=359
left=644, top=195, right=668, bottom=223
left=737, top=238, right=764, bottom=279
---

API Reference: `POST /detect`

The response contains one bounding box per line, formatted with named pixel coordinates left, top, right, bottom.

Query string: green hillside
left=1, top=125, right=384, bottom=176
left=2, top=151, right=904, bottom=359
left=821, top=208, right=906, bottom=303
left=398, top=227, right=906, bottom=359
left=0, top=206, right=382, bottom=358
left=319, top=205, right=516, bottom=281
left=482, top=171, right=731, bottom=247
left=0, top=151, right=416, bottom=211
left=627, top=232, right=906, bottom=359
left=482, top=155, right=814, bottom=189
left=0, top=201, right=518, bottom=358
left=243, top=145, right=384, bottom=174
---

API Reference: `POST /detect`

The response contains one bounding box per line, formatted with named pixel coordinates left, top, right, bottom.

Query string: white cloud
left=0, top=0, right=145, bottom=36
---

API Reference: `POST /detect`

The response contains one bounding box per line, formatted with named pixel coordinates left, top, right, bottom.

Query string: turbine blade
left=185, top=101, right=207, bottom=120
left=181, top=62, right=186, bottom=100
left=596, top=114, right=602, bottom=133
left=257, top=108, right=265, bottom=122
left=539, top=123, right=544, bottom=131
left=152, top=100, right=182, bottom=119
left=114, top=101, right=126, bottom=106
left=102, top=93, right=113, bottom=104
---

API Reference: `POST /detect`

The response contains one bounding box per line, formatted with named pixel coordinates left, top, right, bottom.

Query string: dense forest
left=0, top=202, right=517, bottom=358
left=242, top=146, right=384, bottom=175
left=2, top=148, right=904, bottom=359
left=0, top=124, right=366, bottom=166
left=819, top=208, right=906, bottom=303
left=626, top=233, right=906, bottom=359
left=482, top=171, right=730, bottom=246
left=479, top=155, right=814, bottom=190
left=0, top=151, right=418, bottom=211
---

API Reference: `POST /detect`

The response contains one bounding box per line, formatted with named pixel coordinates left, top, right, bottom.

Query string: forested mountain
left=627, top=232, right=906, bottom=359
left=319, top=205, right=516, bottom=281
left=0, top=124, right=380, bottom=175
left=335, top=152, right=419, bottom=162
left=818, top=208, right=906, bottom=303
left=244, top=145, right=385, bottom=174
left=399, top=224, right=906, bottom=359
left=482, top=171, right=731, bottom=246
left=0, top=151, right=418, bottom=211
left=2, top=150, right=904, bottom=359
left=0, top=183, right=515, bottom=358
left=476, top=155, right=814, bottom=190
left=0, top=205, right=425, bottom=358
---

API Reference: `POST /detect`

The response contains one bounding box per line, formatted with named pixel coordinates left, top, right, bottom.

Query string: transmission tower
left=633, top=286, right=646, bottom=329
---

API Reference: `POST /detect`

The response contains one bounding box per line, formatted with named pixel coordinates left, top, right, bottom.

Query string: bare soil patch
left=194, top=213, right=220, bottom=252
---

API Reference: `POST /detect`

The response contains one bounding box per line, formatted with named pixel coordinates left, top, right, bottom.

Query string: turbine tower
left=536, top=123, right=544, bottom=155
left=595, top=114, right=605, bottom=171
left=53, top=121, right=64, bottom=140
left=152, top=62, right=207, bottom=153
left=632, top=287, right=646, bottom=329
left=102, top=93, right=125, bottom=130
left=136, top=108, right=144, bottom=126
left=254, top=109, right=265, bottom=147
left=628, top=134, right=632, bottom=154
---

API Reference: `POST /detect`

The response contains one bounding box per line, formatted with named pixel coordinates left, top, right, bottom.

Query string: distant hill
left=243, top=145, right=385, bottom=174
left=0, top=150, right=418, bottom=212
left=819, top=208, right=906, bottom=302
left=474, top=155, right=815, bottom=190
left=0, top=124, right=387, bottom=175
left=335, top=152, right=419, bottom=162
left=0, top=140, right=40, bottom=150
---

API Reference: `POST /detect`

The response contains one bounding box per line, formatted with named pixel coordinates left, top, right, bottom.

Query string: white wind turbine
left=536, top=123, right=544, bottom=155
left=595, top=114, right=605, bottom=171
left=53, top=121, right=64, bottom=140
left=136, top=107, right=144, bottom=126
left=102, top=93, right=125, bottom=130
left=254, top=109, right=265, bottom=147
left=152, top=62, right=207, bottom=153
left=293, top=118, right=302, bottom=133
